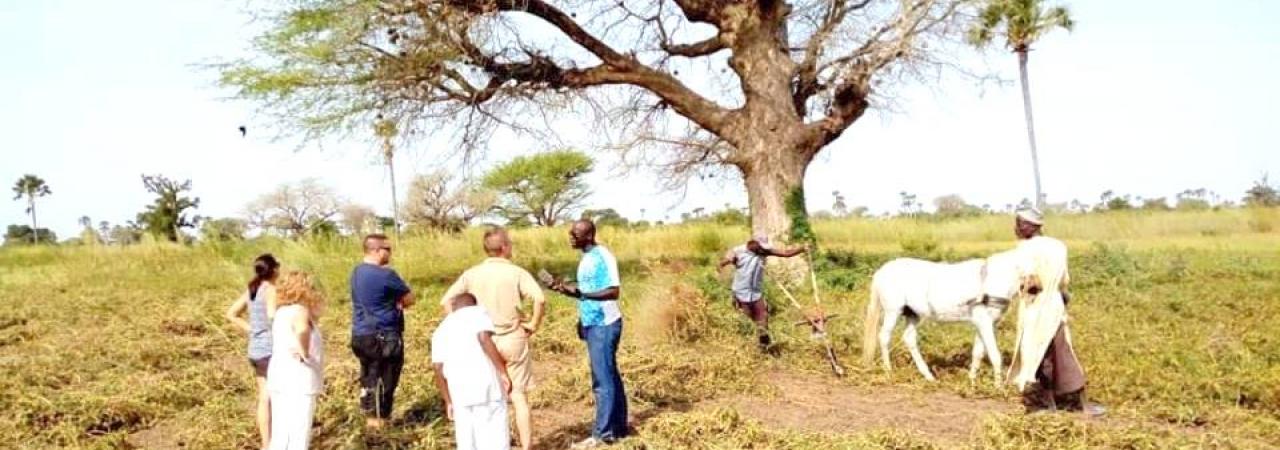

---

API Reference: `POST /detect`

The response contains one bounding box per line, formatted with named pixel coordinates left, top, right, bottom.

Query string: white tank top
left=266, top=304, right=325, bottom=394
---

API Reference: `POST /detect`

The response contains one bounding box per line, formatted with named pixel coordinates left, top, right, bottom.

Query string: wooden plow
left=775, top=253, right=846, bottom=377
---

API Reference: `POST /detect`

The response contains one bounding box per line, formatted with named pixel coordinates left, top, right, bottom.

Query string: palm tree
left=969, top=0, right=1074, bottom=209
left=12, top=174, right=52, bottom=244
left=375, top=118, right=401, bottom=240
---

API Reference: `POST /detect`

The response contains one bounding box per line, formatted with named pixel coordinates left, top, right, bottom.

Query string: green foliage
left=108, top=224, right=143, bottom=245
left=897, top=234, right=955, bottom=261
left=785, top=187, right=816, bottom=247
left=199, top=218, right=248, bottom=242
left=693, top=229, right=725, bottom=259
left=683, top=207, right=748, bottom=226
left=1243, top=174, right=1279, bottom=207
left=3, top=225, right=56, bottom=246
left=1141, top=197, right=1172, bottom=211
left=968, top=0, right=1075, bottom=51
left=1075, top=242, right=1142, bottom=288
left=135, top=175, right=200, bottom=243
left=580, top=208, right=629, bottom=228
left=482, top=150, right=594, bottom=227
left=933, top=194, right=986, bottom=219
left=1, top=213, right=1279, bottom=448
left=11, top=174, right=51, bottom=206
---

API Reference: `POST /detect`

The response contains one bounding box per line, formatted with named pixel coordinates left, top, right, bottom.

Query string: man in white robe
left=1007, top=207, right=1103, bottom=416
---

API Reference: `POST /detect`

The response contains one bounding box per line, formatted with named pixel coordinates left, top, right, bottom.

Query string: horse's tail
left=862, top=278, right=884, bottom=366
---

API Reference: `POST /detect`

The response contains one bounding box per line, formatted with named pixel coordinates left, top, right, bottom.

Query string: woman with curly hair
left=224, top=254, right=280, bottom=449
left=267, top=271, right=326, bottom=450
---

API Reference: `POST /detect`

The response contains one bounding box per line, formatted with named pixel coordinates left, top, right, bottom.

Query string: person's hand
left=444, top=402, right=454, bottom=421
left=500, top=373, right=512, bottom=395
left=292, top=348, right=309, bottom=364
left=521, top=323, right=538, bottom=336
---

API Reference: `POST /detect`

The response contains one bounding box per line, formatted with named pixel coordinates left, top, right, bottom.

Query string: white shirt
left=431, top=306, right=504, bottom=407
left=267, top=304, right=325, bottom=395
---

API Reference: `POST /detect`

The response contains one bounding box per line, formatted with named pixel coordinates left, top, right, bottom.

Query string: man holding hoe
left=718, top=234, right=807, bottom=351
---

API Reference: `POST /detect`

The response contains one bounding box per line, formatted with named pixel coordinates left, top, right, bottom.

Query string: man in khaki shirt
left=441, top=227, right=546, bottom=450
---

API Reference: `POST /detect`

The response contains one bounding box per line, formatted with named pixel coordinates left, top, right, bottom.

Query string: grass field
left=1, top=209, right=1277, bottom=449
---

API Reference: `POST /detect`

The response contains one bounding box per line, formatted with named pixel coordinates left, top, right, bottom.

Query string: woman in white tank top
left=266, top=271, right=325, bottom=450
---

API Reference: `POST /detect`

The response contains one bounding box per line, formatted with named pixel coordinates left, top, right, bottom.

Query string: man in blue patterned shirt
left=550, top=219, right=628, bottom=448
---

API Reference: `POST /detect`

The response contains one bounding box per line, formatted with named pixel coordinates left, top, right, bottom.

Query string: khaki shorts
left=493, top=328, right=533, bottom=394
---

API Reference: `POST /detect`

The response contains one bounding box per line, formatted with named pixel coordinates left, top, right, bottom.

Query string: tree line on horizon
left=8, top=167, right=1280, bottom=247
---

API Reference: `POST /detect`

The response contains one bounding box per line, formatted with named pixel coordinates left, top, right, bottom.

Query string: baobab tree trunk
left=739, top=143, right=816, bottom=283
left=1017, top=49, right=1045, bottom=209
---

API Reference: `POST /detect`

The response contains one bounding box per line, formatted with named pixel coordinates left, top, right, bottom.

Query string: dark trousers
left=1024, top=323, right=1087, bottom=411
left=351, top=332, right=404, bottom=419
left=585, top=320, right=628, bottom=441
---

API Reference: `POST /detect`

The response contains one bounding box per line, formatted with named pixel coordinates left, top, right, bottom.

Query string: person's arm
left=264, top=285, right=278, bottom=320
left=718, top=249, right=737, bottom=269
left=440, top=275, right=468, bottom=315
left=551, top=283, right=619, bottom=301
left=399, top=291, right=417, bottom=310
left=389, top=271, right=415, bottom=309
left=292, top=306, right=314, bottom=362
left=224, top=294, right=250, bottom=333
left=432, top=363, right=454, bottom=421
left=519, top=271, right=547, bottom=335
left=767, top=246, right=807, bottom=258
left=478, top=331, right=512, bottom=394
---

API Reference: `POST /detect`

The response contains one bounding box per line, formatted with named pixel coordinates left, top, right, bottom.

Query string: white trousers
left=269, top=391, right=316, bottom=450
left=454, top=400, right=510, bottom=450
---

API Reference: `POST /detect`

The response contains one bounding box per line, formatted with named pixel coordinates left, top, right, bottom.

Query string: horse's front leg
left=976, top=315, right=1003, bottom=385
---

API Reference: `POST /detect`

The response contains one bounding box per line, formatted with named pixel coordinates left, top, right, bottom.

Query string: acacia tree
left=483, top=150, right=593, bottom=226
left=222, top=0, right=970, bottom=253
left=11, top=174, right=52, bottom=244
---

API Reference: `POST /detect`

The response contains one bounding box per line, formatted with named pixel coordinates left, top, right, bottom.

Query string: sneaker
left=570, top=437, right=605, bottom=449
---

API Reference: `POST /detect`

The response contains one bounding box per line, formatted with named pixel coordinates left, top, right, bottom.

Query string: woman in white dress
left=267, top=271, right=326, bottom=450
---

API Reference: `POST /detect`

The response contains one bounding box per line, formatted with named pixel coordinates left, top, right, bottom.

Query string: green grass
left=1, top=209, right=1278, bottom=449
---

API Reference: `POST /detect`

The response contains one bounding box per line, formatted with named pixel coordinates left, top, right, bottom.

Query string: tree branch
left=446, top=0, right=734, bottom=136
left=662, top=35, right=726, bottom=57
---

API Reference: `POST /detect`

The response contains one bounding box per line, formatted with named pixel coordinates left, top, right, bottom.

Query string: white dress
left=267, top=304, right=324, bottom=450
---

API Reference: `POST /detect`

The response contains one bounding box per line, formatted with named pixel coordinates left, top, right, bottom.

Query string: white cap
left=1016, top=206, right=1044, bottom=225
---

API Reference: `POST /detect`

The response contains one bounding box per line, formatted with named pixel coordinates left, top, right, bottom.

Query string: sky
left=1, top=0, right=1277, bottom=239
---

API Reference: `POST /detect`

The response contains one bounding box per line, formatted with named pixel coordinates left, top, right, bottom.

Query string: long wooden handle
left=807, top=252, right=822, bottom=307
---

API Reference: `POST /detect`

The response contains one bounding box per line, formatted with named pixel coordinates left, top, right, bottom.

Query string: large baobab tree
left=222, top=0, right=971, bottom=254
left=968, top=0, right=1073, bottom=208
left=246, top=179, right=343, bottom=238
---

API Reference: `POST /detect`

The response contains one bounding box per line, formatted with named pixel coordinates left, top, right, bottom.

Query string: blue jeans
left=585, top=319, right=628, bottom=440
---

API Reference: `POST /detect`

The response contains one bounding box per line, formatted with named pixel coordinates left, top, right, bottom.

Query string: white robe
left=1006, top=236, right=1082, bottom=391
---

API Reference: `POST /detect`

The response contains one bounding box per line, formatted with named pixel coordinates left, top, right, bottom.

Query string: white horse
left=860, top=250, right=1041, bottom=384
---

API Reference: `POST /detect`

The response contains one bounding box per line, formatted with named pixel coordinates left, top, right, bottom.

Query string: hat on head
left=1015, top=206, right=1044, bottom=225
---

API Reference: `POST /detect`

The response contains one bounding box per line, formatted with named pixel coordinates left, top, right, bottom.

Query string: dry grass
left=0, top=209, right=1277, bottom=448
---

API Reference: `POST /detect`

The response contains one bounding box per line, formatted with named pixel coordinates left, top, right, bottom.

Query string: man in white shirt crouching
left=432, top=293, right=513, bottom=450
